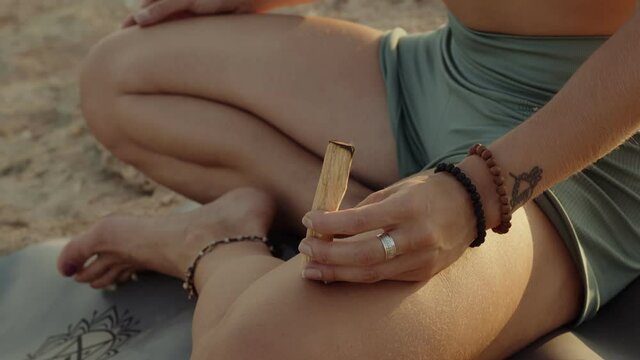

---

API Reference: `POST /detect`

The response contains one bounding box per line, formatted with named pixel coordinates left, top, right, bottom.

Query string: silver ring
left=377, top=232, right=398, bottom=260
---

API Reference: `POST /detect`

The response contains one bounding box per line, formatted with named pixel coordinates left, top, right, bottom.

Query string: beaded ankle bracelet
left=183, top=235, right=273, bottom=300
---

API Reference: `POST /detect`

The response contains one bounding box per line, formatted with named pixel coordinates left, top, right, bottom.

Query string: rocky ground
left=0, top=0, right=446, bottom=254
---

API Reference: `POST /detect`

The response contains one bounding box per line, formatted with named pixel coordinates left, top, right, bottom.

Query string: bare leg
left=67, top=14, right=583, bottom=359
left=192, top=202, right=581, bottom=360
left=58, top=188, right=581, bottom=359
left=64, top=12, right=393, bottom=337
left=79, top=14, right=397, bottom=228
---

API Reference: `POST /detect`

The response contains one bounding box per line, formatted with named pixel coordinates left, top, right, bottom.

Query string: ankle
left=185, top=234, right=273, bottom=294
left=183, top=228, right=270, bottom=266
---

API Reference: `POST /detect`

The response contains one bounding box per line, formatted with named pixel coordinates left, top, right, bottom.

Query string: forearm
left=459, top=12, right=640, bottom=228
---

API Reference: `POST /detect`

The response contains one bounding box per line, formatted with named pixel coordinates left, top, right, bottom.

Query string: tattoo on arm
left=509, top=166, right=543, bottom=209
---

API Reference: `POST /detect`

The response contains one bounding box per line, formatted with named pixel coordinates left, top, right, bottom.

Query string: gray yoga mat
left=0, top=240, right=194, bottom=360
left=1, top=240, right=639, bottom=359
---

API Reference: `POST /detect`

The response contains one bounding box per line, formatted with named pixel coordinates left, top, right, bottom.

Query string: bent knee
left=194, top=256, right=494, bottom=359
left=204, top=302, right=313, bottom=359
left=201, top=289, right=436, bottom=360
left=199, top=282, right=348, bottom=359
left=198, top=269, right=398, bottom=359
left=79, top=28, right=147, bottom=156
left=80, top=26, right=148, bottom=96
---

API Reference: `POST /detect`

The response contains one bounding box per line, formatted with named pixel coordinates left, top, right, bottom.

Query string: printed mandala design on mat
left=25, top=306, right=141, bottom=360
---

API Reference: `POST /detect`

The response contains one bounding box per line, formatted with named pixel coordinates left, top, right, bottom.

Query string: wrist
left=433, top=164, right=487, bottom=247
left=457, top=155, right=502, bottom=230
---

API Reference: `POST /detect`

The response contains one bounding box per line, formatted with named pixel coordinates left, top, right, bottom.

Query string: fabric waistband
left=445, top=13, right=608, bottom=101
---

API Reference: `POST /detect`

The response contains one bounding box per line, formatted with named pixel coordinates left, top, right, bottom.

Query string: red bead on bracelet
left=468, top=144, right=513, bottom=234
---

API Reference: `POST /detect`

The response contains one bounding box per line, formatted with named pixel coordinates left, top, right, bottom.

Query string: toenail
left=84, top=254, right=98, bottom=267
left=63, top=263, right=78, bottom=277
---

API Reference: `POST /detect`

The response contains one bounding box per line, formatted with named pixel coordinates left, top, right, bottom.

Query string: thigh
left=201, top=202, right=582, bottom=360
left=98, top=14, right=398, bottom=188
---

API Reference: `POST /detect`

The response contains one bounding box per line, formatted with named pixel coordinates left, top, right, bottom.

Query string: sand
left=0, top=0, right=446, bottom=254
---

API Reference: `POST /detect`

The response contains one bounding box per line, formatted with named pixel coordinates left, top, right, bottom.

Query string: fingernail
left=134, top=9, right=150, bottom=23
left=298, top=241, right=313, bottom=257
left=302, top=216, right=312, bottom=229
left=302, top=268, right=322, bottom=280
left=63, top=263, right=78, bottom=277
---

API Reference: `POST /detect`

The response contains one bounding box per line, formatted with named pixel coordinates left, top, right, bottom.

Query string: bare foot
left=57, top=187, right=276, bottom=289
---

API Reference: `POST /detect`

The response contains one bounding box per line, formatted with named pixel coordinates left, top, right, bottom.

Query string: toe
left=91, top=264, right=130, bottom=289
left=116, top=267, right=136, bottom=283
left=74, top=255, right=119, bottom=283
left=57, top=219, right=113, bottom=277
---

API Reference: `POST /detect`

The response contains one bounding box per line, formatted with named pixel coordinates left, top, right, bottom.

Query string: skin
left=56, top=0, right=640, bottom=358
left=445, top=0, right=636, bottom=36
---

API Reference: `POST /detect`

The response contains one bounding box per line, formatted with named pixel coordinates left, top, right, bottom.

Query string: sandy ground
left=0, top=0, right=446, bottom=254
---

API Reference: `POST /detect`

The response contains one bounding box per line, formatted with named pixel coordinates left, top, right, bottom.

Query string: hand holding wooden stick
left=304, top=141, right=355, bottom=263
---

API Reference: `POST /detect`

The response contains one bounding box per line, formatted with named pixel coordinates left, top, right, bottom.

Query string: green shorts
left=379, top=13, right=640, bottom=326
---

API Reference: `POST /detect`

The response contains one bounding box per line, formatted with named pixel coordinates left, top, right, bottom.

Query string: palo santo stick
left=304, top=140, right=355, bottom=263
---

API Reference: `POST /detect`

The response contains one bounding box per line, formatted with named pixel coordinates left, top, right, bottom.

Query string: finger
left=301, top=250, right=436, bottom=284
left=91, top=264, right=130, bottom=289
left=74, top=255, right=119, bottom=283
left=299, top=230, right=409, bottom=266
left=304, top=198, right=407, bottom=236
left=134, top=0, right=192, bottom=26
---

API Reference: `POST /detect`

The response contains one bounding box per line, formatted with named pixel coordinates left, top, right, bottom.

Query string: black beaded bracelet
left=434, top=162, right=487, bottom=247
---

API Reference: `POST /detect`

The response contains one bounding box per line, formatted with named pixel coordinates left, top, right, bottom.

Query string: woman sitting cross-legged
left=57, top=0, right=640, bottom=358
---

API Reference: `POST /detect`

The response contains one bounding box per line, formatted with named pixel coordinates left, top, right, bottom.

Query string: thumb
left=134, top=0, right=192, bottom=26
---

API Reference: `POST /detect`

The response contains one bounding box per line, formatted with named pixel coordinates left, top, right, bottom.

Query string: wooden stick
left=304, top=141, right=355, bottom=263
